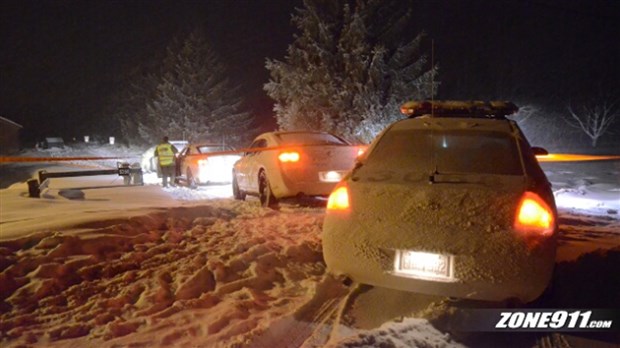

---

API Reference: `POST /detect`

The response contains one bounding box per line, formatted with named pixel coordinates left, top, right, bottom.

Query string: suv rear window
left=197, top=145, right=232, bottom=153
left=276, top=133, right=347, bottom=146
left=367, top=130, right=523, bottom=175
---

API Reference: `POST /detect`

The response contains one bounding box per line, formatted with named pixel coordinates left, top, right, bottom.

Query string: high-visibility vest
left=156, top=143, right=175, bottom=166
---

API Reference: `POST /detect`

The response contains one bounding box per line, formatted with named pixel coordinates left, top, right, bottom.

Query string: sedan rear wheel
left=232, top=171, right=246, bottom=200
left=187, top=169, right=198, bottom=189
left=259, top=171, right=278, bottom=208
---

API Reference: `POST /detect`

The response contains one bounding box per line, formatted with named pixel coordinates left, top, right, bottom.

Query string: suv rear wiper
left=429, top=170, right=486, bottom=184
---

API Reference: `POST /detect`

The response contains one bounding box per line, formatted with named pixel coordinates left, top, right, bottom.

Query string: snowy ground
left=0, top=144, right=619, bottom=347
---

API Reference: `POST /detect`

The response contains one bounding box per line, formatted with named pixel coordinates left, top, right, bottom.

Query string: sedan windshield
left=367, top=130, right=523, bottom=175
left=276, top=133, right=347, bottom=146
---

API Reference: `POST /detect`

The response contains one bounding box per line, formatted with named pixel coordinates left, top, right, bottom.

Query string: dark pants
left=160, top=165, right=176, bottom=187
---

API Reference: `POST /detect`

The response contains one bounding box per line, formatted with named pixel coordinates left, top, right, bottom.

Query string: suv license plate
left=118, top=168, right=131, bottom=176
left=395, top=250, right=453, bottom=281
left=319, top=171, right=343, bottom=182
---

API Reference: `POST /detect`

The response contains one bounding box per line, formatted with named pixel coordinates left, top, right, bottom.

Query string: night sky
left=1, top=0, right=619, bottom=145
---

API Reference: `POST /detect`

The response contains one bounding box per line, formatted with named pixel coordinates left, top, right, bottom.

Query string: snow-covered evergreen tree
left=145, top=30, right=252, bottom=145
left=265, top=0, right=437, bottom=143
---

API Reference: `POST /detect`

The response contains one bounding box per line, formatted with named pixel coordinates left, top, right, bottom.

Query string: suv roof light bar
left=400, top=100, right=518, bottom=119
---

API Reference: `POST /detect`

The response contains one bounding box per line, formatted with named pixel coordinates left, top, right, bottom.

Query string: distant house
left=0, top=116, right=23, bottom=155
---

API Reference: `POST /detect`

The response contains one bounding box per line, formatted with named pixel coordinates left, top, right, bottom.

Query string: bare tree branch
left=564, top=96, right=619, bottom=147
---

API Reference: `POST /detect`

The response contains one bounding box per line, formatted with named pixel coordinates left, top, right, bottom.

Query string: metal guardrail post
left=27, top=179, right=40, bottom=198
left=131, top=163, right=144, bottom=185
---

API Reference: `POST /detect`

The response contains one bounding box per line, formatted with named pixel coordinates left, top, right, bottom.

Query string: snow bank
left=554, top=184, right=620, bottom=216
left=325, top=318, right=465, bottom=348
left=542, top=160, right=620, bottom=217
left=0, top=202, right=332, bottom=347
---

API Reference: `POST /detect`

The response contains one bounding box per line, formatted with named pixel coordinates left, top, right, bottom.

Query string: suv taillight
left=327, top=185, right=350, bottom=211
left=514, top=191, right=555, bottom=236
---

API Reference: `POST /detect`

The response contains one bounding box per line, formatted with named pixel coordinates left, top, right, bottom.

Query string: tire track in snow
left=248, top=275, right=352, bottom=348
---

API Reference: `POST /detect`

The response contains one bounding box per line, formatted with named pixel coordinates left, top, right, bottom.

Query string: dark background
left=1, top=0, right=618, bottom=146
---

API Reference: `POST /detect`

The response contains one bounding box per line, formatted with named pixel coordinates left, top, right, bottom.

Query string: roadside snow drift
left=1, top=202, right=332, bottom=347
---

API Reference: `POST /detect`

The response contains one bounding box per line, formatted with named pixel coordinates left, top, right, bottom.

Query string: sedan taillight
left=514, top=191, right=555, bottom=236
left=357, top=146, right=367, bottom=157
left=278, top=151, right=300, bottom=163
left=327, top=185, right=350, bottom=211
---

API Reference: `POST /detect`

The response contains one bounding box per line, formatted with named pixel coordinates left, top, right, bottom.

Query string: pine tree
left=145, top=30, right=252, bottom=145
left=265, top=0, right=437, bottom=143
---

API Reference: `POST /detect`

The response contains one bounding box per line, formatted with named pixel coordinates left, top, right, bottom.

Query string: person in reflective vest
left=154, top=136, right=179, bottom=187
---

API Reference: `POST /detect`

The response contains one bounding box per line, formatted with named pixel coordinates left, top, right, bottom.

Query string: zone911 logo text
left=495, top=311, right=613, bottom=330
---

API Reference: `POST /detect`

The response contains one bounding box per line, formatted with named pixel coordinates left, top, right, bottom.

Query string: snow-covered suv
left=322, top=101, right=557, bottom=303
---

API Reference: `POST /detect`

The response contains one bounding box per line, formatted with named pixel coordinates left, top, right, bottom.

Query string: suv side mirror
left=531, top=147, right=549, bottom=156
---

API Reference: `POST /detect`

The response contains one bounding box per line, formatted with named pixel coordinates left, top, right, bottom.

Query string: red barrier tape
left=3, top=149, right=615, bottom=164
left=0, top=144, right=365, bottom=164
left=535, top=154, right=620, bottom=162
left=0, top=156, right=136, bottom=163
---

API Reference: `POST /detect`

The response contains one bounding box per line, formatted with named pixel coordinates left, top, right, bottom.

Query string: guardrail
left=27, top=162, right=143, bottom=198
